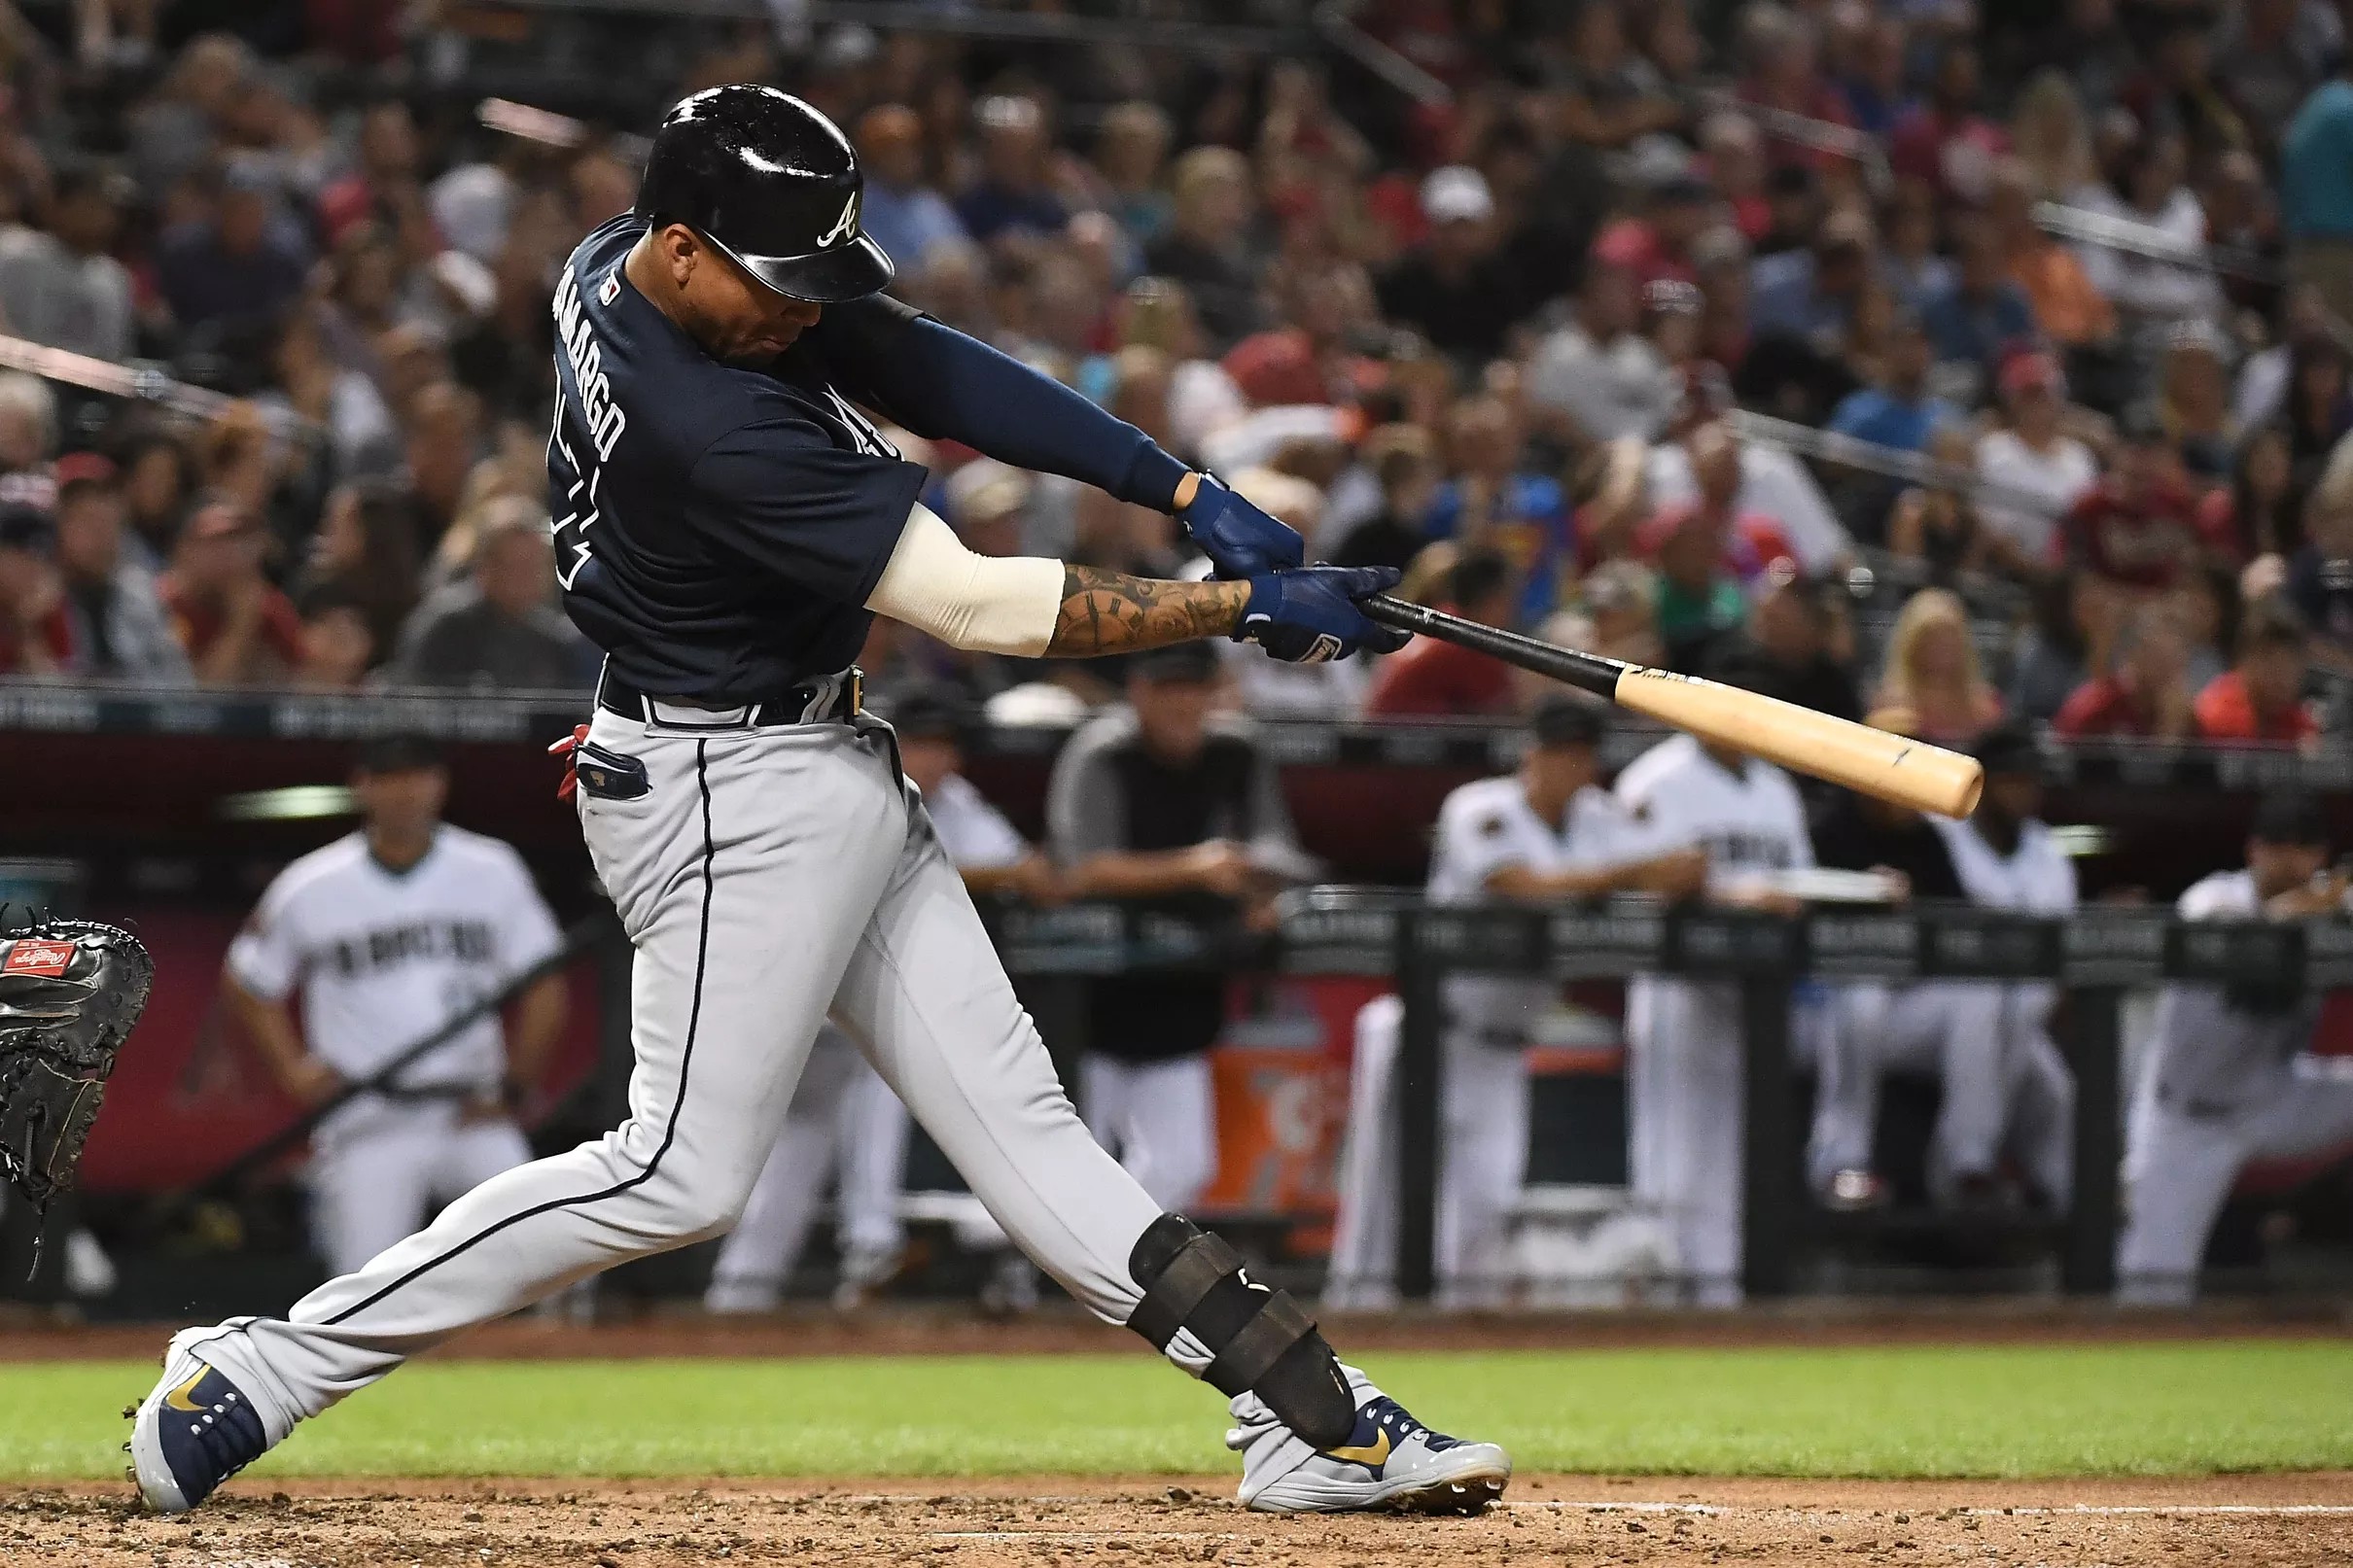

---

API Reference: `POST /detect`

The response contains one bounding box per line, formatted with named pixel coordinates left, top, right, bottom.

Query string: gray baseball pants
left=194, top=705, right=1176, bottom=1432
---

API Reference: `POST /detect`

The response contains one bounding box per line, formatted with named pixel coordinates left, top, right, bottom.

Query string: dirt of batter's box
left=10, top=1473, right=2350, bottom=1567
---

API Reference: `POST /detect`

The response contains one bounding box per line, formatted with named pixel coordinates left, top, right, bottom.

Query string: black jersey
left=546, top=215, right=929, bottom=702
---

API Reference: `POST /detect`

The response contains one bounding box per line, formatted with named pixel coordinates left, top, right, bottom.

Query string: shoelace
left=1370, top=1399, right=1434, bottom=1449
left=548, top=725, right=589, bottom=801
left=176, top=1388, right=267, bottom=1490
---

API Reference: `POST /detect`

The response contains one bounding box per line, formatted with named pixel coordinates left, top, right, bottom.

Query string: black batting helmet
left=634, top=85, right=894, bottom=304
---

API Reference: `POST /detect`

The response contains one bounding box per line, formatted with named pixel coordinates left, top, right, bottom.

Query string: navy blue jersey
left=547, top=215, right=929, bottom=701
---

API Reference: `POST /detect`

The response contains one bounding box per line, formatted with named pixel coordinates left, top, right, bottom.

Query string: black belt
left=369, top=1082, right=485, bottom=1104
left=596, top=666, right=863, bottom=729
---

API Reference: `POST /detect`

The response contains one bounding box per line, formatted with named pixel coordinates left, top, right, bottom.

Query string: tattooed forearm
left=1046, top=566, right=1250, bottom=656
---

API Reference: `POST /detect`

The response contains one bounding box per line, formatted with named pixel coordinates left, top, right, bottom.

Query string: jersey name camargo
left=227, top=827, right=563, bottom=1088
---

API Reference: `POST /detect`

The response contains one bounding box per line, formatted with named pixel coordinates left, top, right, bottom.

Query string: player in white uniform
left=1615, top=683, right=1814, bottom=1307
left=222, top=735, right=568, bottom=1278
left=1326, top=698, right=1705, bottom=1306
left=2118, top=792, right=2353, bottom=1304
left=1810, top=726, right=2077, bottom=1209
left=704, top=686, right=1055, bottom=1313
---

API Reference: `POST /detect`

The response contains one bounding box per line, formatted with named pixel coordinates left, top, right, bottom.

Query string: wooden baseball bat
left=1359, top=595, right=1984, bottom=819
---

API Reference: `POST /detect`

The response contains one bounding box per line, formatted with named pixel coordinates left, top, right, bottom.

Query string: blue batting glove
left=1178, top=472, right=1305, bottom=578
left=1234, top=565, right=1413, bottom=664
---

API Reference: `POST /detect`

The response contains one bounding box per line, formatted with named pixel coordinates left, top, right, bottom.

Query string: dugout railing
left=977, top=890, right=2353, bottom=1303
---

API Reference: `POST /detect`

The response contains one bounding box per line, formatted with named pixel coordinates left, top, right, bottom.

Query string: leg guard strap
left=1127, top=1214, right=1357, bottom=1449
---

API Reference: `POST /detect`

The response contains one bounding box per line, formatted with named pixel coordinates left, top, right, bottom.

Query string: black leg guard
left=1126, top=1213, right=1357, bottom=1449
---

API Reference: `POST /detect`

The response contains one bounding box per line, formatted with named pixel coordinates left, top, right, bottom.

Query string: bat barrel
left=1611, top=668, right=1984, bottom=819
left=1356, top=595, right=1984, bottom=819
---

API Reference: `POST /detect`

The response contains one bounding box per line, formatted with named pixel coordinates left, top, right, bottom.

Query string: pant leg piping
left=318, top=742, right=718, bottom=1326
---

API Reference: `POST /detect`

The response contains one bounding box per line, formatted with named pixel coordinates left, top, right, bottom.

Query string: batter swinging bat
left=1359, top=595, right=1984, bottom=819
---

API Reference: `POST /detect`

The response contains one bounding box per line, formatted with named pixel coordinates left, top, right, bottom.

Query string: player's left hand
left=1236, top=565, right=1412, bottom=664
left=1178, top=472, right=1304, bottom=579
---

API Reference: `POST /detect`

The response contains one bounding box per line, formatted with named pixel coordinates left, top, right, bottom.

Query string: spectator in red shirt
left=1888, top=41, right=2009, bottom=207
left=2054, top=407, right=2232, bottom=595
left=161, top=501, right=304, bottom=685
left=1364, top=547, right=1520, bottom=717
left=2053, top=600, right=2200, bottom=740
left=2195, top=598, right=2319, bottom=744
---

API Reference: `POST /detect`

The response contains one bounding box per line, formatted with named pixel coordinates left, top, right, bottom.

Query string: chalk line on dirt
left=844, top=1491, right=2353, bottom=1523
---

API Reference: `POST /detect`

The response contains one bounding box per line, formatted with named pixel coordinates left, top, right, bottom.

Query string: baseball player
left=134, top=86, right=1507, bottom=1518
left=1326, top=697, right=1706, bottom=1307
left=704, top=685, right=1054, bottom=1314
left=2117, top=791, right=2353, bottom=1305
left=1615, top=656, right=1816, bottom=1307
left=1808, top=724, right=2077, bottom=1210
left=220, top=734, right=568, bottom=1278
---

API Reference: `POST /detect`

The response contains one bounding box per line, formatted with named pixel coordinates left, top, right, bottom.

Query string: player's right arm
left=223, top=874, right=342, bottom=1107
left=861, top=502, right=1401, bottom=663
left=685, top=414, right=1399, bottom=665
left=221, top=976, right=342, bottom=1108
left=1045, top=567, right=1250, bottom=654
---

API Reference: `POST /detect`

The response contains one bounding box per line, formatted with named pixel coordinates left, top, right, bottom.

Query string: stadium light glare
left=218, top=785, right=358, bottom=821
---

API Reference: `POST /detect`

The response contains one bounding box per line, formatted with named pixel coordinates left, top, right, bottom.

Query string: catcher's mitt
left=0, top=920, right=151, bottom=1212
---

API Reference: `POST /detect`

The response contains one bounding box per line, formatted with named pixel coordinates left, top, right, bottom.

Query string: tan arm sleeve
left=862, top=502, right=1066, bottom=657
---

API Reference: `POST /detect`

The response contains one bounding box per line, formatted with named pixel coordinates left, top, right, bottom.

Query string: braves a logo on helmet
left=819, top=190, right=860, bottom=248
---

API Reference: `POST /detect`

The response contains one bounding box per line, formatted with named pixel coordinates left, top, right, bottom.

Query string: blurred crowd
left=0, top=0, right=2348, bottom=750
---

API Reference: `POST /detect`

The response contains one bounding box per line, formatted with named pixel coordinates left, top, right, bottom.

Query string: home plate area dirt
left=8, top=1474, right=2351, bottom=1567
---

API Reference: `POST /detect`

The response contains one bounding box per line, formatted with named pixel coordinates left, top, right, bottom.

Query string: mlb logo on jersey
left=598, top=271, right=620, bottom=306
left=3, top=938, right=77, bottom=977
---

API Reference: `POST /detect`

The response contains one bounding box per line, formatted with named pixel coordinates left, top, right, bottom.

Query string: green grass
left=14, top=1342, right=2353, bottom=1481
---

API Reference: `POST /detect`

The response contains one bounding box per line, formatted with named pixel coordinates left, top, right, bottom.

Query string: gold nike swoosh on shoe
left=162, top=1369, right=208, bottom=1413
left=1323, top=1429, right=1391, bottom=1467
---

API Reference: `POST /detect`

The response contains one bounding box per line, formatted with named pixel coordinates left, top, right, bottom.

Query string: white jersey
left=1613, top=733, right=1813, bottom=897
left=2145, top=869, right=2319, bottom=1115
left=227, top=826, right=563, bottom=1089
left=1934, top=813, right=2077, bottom=1018
left=925, top=772, right=1029, bottom=871
left=1427, top=775, right=1639, bottom=1037
left=1933, top=816, right=2077, bottom=914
